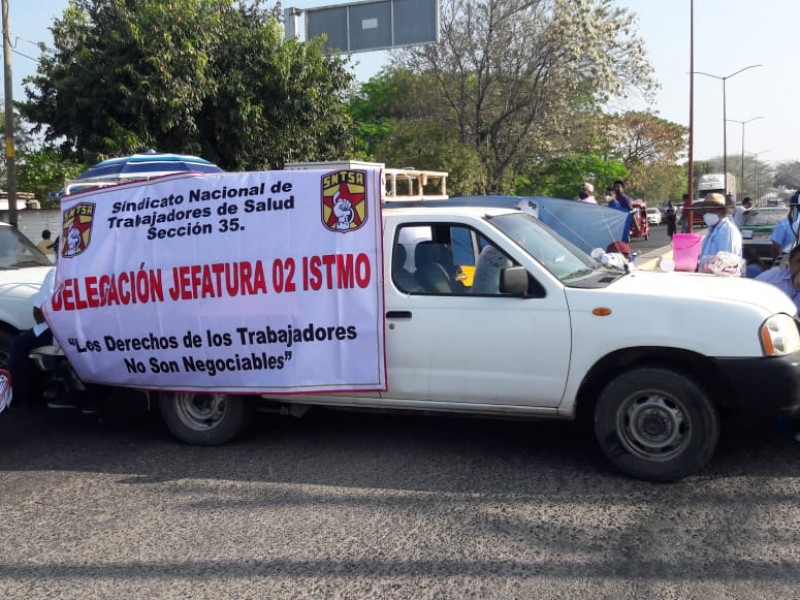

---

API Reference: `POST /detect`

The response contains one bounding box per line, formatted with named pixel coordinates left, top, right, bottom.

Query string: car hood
left=601, top=269, right=796, bottom=315
left=0, top=266, right=51, bottom=296
left=564, top=269, right=796, bottom=358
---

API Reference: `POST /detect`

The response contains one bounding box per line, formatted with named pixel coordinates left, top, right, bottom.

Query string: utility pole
left=687, top=0, right=694, bottom=232
left=2, top=0, right=17, bottom=227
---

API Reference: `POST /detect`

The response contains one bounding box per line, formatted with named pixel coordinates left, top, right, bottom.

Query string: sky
left=8, top=0, right=799, bottom=165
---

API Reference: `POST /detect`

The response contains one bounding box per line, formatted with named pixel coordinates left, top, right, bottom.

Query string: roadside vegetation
left=3, top=0, right=792, bottom=207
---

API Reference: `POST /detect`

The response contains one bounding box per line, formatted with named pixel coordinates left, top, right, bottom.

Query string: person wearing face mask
left=697, top=192, right=742, bottom=271
left=769, top=194, right=800, bottom=261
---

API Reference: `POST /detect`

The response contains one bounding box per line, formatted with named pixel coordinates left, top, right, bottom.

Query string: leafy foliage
left=774, top=161, right=800, bottom=190
left=607, top=112, right=687, bottom=168
left=375, top=120, right=486, bottom=196
left=389, top=0, right=656, bottom=192
left=604, top=111, right=687, bottom=201
left=17, top=150, right=86, bottom=207
left=347, top=73, right=411, bottom=159
left=517, top=153, right=627, bottom=199
left=20, top=0, right=355, bottom=168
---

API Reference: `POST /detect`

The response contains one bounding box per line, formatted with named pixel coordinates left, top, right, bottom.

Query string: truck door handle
left=386, top=311, right=412, bottom=319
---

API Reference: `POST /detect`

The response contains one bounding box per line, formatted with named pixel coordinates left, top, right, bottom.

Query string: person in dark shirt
left=612, top=180, right=633, bottom=242
left=665, top=201, right=677, bottom=239
left=613, top=180, right=633, bottom=212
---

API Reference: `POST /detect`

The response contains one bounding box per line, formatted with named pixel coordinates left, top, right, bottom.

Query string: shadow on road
left=1, top=401, right=797, bottom=494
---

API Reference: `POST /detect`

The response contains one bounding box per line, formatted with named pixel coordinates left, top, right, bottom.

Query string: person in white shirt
left=697, top=193, right=743, bottom=272
left=733, top=196, right=753, bottom=228
left=770, top=200, right=800, bottom=260
left=579, top=182, right=597, bottom=204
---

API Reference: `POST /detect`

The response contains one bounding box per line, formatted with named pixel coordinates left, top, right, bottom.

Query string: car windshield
left=0, top=227, right=53, bottom=269
left=742, top=209, right=786, bottom=229
left=488, top=212, right=612, bottom=283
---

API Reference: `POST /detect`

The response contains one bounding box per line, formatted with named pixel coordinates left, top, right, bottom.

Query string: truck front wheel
left=594, top=367, right=719, bottom=482
left=158, top=391, right=253, bottom=446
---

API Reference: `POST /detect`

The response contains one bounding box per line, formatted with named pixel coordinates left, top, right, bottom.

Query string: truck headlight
left=760, top=314, right=800, bottom=356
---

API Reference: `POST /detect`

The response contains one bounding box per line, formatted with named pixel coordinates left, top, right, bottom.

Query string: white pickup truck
left=158, top=195, right=800, bottom=482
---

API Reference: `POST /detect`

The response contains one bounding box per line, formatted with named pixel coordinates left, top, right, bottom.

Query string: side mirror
left=500, top=266, right=529, bottom=295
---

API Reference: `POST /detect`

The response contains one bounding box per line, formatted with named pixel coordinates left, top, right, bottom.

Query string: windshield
left=488, top=212, right=608, bottom=283
left=0, top=227, right=53, bottom=269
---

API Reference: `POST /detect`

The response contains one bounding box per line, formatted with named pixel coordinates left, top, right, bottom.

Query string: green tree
left=17, top=150, right=86, bottom=207
left=390, top=0, right=656, bottom=192
left=626, top=162, right=684, bottom=205
left=518, top=152, right=627, bottom=199
left=605, top=111, right=687, bottom=202
left=347, top=72, right=414, bottom=159
left=774, top=161, right=800, bottom=190
left=20, top=0, right=355, bottom=169
left=0, top=105, right=37, bottom=186
left=374, top=120, right=486, bottom=196
left=198, top=2, right=356, bottom=169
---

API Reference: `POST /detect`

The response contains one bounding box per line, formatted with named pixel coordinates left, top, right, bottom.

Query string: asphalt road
left=629, top=220, right=673, bottom=255
left=1, top=402, right=799, bottom=598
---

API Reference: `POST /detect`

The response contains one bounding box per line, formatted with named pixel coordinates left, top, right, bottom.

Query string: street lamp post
left=694, top=64, right=762, bottom=193
left=727, top=116, right=764, bottom=200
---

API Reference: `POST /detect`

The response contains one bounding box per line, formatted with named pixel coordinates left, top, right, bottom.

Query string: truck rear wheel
left=158, top=391, right=253, bottom=446
left=594, top=367, right=719, bottom=482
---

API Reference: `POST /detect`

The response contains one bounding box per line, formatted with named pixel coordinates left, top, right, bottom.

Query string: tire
left=594, top=367, right=719, bottom=482
left=158, top=391, right=254, bottom=446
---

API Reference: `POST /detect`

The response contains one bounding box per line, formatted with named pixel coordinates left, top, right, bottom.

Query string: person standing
left=733, top=197, right=753, bottom=228
left=36, top=230, right=55, bottom=255
left=665, top=201, right=677, bottom=239
left=679, top=193, right=692, bottom=233
left=725, top=193, right=736, bottom=218
left=612, top=180, right=632, bottom=212
left=697, top=193, right=742, bottom=270
left=612, top=180, right=633, bottom=243
left=579, top=183, right=597, bottom=204
left=769, top=199, right=800, bottom=260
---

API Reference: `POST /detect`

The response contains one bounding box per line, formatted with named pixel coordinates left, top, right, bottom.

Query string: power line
left=12, top=48, right=38, bottom=63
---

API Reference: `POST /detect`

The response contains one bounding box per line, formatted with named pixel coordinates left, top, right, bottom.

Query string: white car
left=0, top=222, right=54, bottom=364
left=647, top=207, right=662, bottom=225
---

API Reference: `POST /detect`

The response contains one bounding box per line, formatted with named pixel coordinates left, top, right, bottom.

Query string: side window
left=392, top=223, right=523, bottom=296
left=392, top=226, right=431, bottom=293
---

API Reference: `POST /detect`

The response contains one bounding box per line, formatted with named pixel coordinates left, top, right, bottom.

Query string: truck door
left=383, top=219, right=571, bottom=409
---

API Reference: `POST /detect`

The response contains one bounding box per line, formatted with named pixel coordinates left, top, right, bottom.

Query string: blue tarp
left=448, top=195, right=630, bottom=254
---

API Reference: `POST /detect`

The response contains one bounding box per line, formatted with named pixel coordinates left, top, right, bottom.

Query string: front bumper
left=716, top=351, right=800, bottom=417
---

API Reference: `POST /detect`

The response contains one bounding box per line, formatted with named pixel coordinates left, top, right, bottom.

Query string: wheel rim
left=616, top=391, right=692, bottom=461
left=173, top=392, right=228, bottom=431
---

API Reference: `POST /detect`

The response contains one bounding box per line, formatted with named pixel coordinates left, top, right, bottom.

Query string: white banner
left=43, top=168, right=386, bottom=394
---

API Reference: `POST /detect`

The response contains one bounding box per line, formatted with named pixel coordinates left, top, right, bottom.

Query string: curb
left=636, top=245, right=673, bottom=271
